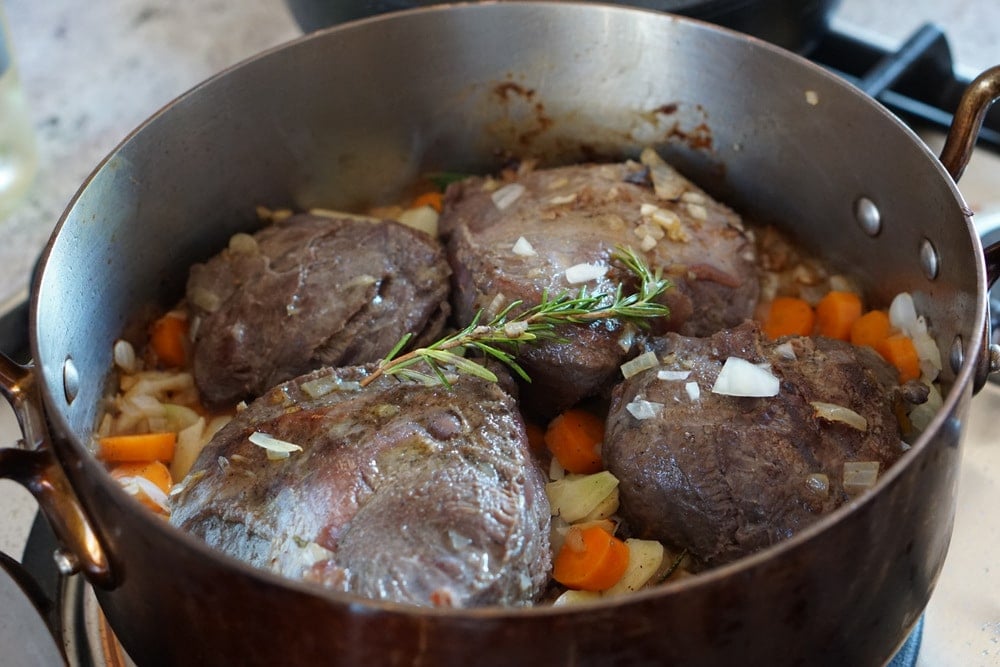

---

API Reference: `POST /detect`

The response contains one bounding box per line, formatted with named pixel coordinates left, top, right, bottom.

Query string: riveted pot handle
left=0, top=354, right=115, bottom=589
left=938, top=65, right=1000, bottom=392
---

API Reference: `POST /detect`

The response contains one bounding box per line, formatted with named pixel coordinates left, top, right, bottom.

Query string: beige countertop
left=0, top=1, right=998, bottom=665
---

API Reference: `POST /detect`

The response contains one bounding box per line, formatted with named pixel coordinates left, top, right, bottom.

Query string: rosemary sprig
left=359, top=246, right=671, bottom=387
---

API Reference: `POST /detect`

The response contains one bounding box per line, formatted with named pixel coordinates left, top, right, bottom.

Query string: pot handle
left=938, top=65, right=1000, bottom=392
left=0, top=354, right=115, bottom=589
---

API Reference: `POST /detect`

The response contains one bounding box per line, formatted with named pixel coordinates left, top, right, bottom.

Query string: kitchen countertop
left=0, top=1, right=998, bottom=665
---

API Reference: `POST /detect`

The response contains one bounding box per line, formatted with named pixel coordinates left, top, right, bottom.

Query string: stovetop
left=1, top=2, right=1000, bottom=666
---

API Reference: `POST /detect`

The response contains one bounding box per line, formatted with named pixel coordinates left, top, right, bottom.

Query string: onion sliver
left=711, top=357, right=779, bottom=397
left=810, top=401, right=868, bottom=431
left=621, top=351, right=659, bottom=379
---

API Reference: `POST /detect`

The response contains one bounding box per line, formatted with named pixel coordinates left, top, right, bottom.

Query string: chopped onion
left=113, top=339, right=137, bottom=373
left=773, top=341, right=796, bottom=361
left=810, top=401, right=868, bottom=431
left=685, top=381, right=701, bottom=401
left=545, top=471, right=620, bottom=523
left=118, top=475, right=170, bottom=513
left=565, top=262, right=607, bottom=284
left=711, top=357, right=780, bottom=397
left=503, top=320, right=530, bottom=337
left=625, top=398, right=664, bottom=420
left=228, top=232, right=259, bottom=255
left=621, top=351, right=659, bottom=379
left=397, top=205, right=439, bottom=237
left=491, top=183, right=525, bottom=210
left=512, top=236, right=536, bottom=256
left=301, top=375, right=362, bottom=399
left=604, top=538, right=666, bottom=596
left=249, top=431, right=303, bottom=460
left=657, top=369, right=690, bottom=381
left=843, top=461, right=880, bottom=496
left=888, top=292, right=919, bottom=337
left=640, top=147, right=686, bottom=201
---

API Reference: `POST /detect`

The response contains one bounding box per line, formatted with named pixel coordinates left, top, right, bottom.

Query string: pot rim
left=32, top=0, right=989, bottom=619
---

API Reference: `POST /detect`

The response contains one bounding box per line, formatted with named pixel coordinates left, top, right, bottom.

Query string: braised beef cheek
left=604, top=321, right=913, bottom=567
left=168, top=365, right=550, bottom=608
left=440, top=157, right=758, bottom=416
left=186, top=214, right=451, bottom=406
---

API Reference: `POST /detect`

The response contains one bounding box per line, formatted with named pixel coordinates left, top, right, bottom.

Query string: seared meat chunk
left=603, top=321, right=915, bottom=567
left=169, top=365, right=550, bottom=608
left=441, top=149, right=758, bottom=415
left=186, top=214, right=451, bottom=406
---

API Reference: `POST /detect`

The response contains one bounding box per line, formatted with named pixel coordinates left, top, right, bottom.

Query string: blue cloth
left=888, top=616, right=924, bottom=667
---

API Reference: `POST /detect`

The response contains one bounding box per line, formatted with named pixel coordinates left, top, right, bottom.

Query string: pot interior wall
left=27, top=3, right=985, bottom=664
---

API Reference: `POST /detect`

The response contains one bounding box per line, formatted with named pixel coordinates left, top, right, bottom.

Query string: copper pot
left=2, top=3, right=999, bottom=665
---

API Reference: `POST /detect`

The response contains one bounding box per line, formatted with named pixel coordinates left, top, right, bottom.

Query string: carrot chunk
left=411, top=190, right=444, bottom=213
left=877, top=334, right=921, bottom=383
left=763, top=297, right=815, bottom=339
left=850, top=309, right=891, bottom=349
left=98, top=432, right=177, bottom=463
left=150, top=313, right=189, bottom=368
left=553, top=525, right=630, bottom=591
left=545, top=408, right=605, bottom=474
left=815, top=291, right=863, bottom=341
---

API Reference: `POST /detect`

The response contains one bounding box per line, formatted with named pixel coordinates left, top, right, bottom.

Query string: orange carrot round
left=411, top=190, right=444, bottom=213
left=815, top=291, right=863, bottom=341
left=545, top=408, right=605, bottom=474
left=763, top=297, right=815, bottom=339
left=553, top=525, right=630, bottom=591
left=98, top=432, right=177, bottom=463
left=877, top=334, right=921, bottom=383
left=150, top=313, right=189, bottom=368
left=850, top=309, right=891, bottom=349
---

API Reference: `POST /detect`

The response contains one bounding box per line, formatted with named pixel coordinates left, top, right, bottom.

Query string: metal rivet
left=854, top=197, right=881, bottom=236
left=53, top=548, right=81, bottom=576
left=950, top=335, right=965, bottom=375
left=919, top=239, right=940, bottom=280
left=62, top=357, right=79, bottom=405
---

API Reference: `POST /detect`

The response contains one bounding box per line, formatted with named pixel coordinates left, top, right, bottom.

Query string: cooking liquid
left=0, top=7, right=36, bottom=219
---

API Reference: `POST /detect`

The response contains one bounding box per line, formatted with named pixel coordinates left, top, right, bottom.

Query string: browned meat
left=440, top=151, right=758, bottom=416
left=185, top=214, right=451, bottom=406
left=603, top=321, right=916, bottom=567
left=168, top=365, right=551, bottom=608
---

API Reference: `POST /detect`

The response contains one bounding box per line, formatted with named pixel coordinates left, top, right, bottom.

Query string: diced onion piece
left=843, top=461, right=880, bottom=496
left=301, top=541, right=335, bottom=567
left=625, top=398, right=664, bottom=421
left=711, top=357, right=780, bottom=397
left=565, top=262, right=607, bottom=284
left=397, top=205, right=439, bottom=237
left=617, top=324, right=637, bottom=353
left=549, top=456, right=566, bottom=481
left=911, top=328, right=942, bottom=379
left=170, top=416, right=207, bottom=480
left=119, top=475, right=170, bottom=513
left=491, top=183, right=526, bottom=210
left=657, top=369, right=690, bottom=381
left=249, top=431, right=303, bottom=460
left=545, top=471, right=620, bottom=523
left=580, top=486, right=620, bottom=522
left=888, top=292, right=919, bottom=337
left=805, top=473, right=830, bottom=497
left=163, top=403, right=201, bottom=432
left=553, top=589, right=604, bottom=606
left=604, top=538, right=666, bottom=596
left=773, top=342, right=796, bottom=361
left=685, top=381, right=701, bottom=401
left=503, top=320, right=530, bottom=338
left=228, top=232, right=259, bottom=255
left=640, top=147, right=687, bottom=201
left=189, top=286, right=222, bottom=313
left=621, top=351, right=659, bottom=379
left=512, top=236, right=537, bottom=256
left=301, top=375, right=362, bottom=399
left=113, top=339, right=137, bottom=373
left=810, top=401, right=868, bottom=431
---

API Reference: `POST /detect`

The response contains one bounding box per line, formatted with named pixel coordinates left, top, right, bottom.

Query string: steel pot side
left=1, top=3, right=999, bottom=665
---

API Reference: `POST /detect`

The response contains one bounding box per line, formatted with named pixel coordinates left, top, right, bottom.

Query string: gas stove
left=1, top=4, right=999, bottom=666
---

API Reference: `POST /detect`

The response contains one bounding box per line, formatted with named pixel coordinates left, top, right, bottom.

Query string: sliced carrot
left=763, top=296, right=816, bottom=339
left=815, top=291, right=863, bottom=341
left=110, top=460, right=173, bottom=512
left=411, top=190, right=444, bottom=213
left=150, top=313, right=189, bottom=368
left=876, top=334, right=921, bottom=383
left=98, top=432, right=177, bottom=463
left=850, top=309, right=891, bottom=349
left=553, top=525, right=630, bottom=591
left=545, top=408, right=605, bottom=474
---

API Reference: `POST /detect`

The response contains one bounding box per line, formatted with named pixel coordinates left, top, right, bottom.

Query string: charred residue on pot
left=490, top=80, right=554, bottom=148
